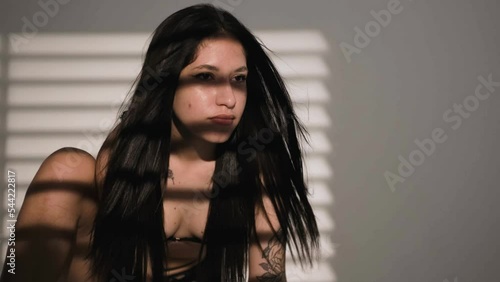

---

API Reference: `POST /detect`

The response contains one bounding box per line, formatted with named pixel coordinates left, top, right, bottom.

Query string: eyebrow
left=193, top=64, right=248, bottom=72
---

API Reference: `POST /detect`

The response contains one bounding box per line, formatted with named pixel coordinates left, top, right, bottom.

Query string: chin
left=205, top=136, right=232, bottom=144
left=201, top=132, right=235, bottom=144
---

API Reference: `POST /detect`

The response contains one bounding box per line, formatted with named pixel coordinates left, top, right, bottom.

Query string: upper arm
left=248, top=195, right=287, bottom=282
left=0, top=147, right=96, bottom=282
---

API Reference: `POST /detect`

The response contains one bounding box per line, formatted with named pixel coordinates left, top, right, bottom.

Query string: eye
left=194, top=72, right=214, bottom=80
left=233, top=74, right=247, bottom=83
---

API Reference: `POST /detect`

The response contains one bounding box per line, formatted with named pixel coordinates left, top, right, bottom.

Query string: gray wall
left=1, top=0, right=499, bottom=281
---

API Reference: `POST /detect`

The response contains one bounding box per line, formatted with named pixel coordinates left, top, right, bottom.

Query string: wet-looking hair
left=88, top=3, right=319, bottom=282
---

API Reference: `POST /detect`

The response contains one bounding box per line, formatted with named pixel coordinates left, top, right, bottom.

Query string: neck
left=170, top=120, right=217, bottom=162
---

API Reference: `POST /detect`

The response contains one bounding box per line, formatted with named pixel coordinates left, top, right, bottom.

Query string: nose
left=215, top=81, right=236, bottom=108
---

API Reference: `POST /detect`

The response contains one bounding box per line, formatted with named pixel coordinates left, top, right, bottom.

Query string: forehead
left=190, top=37, right=247, bottom=65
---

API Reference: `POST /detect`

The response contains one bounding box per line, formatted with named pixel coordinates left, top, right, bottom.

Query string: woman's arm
left=0, top=147, right=96, bottom=282
left=248, top=195, right=287, bottom=282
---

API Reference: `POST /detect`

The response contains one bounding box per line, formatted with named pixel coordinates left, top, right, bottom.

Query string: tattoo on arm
left=256, top=228, right=286, bottom=282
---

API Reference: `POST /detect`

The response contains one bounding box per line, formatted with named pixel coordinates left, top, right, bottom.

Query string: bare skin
left=153, top=156, right=214, bottom=277
left=0, top=147, right=98, bottom=282
left=255, top=228, right=286, bottom=282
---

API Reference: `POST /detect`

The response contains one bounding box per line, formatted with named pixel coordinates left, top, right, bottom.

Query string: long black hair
left=88, top=4, right=319, bottom=282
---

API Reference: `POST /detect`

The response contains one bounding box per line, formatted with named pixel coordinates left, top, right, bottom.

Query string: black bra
left=164, top=235, right=205, bottom=273
left=166, top=236, right=204, bottom=244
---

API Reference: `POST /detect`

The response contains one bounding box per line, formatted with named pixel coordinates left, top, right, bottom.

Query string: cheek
left=175, top=95, right=207, bottom=117
left=173, top=90, right=194, bottom=111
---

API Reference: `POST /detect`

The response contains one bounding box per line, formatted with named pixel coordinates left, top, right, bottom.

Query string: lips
left=209, top=114, right=235, bottom=125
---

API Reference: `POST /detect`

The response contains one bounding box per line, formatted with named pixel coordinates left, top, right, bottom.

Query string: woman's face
left=173, top=37, right=248, bottom=144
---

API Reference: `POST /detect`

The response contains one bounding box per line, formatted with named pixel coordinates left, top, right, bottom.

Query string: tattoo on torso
left=256, top=228, right=286, bottom=282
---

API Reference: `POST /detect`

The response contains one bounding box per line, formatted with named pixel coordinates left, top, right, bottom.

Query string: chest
left=163, top=175, right=212, bottom=240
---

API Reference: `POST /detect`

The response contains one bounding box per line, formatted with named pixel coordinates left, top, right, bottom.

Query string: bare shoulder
left=255, top=173, right=281, bottom=235
left=0, top=148, right=97, bottom=281
left=19, top=147, right=97, bottom=226
left=254, top=194, right=284, bottom=250
left=40, top=146, right=96, bottom=182
left=255, top=194, right=281, bottom=234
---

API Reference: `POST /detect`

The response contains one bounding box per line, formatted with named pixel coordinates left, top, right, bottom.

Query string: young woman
left=1, top=4, right=319, bottom=282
